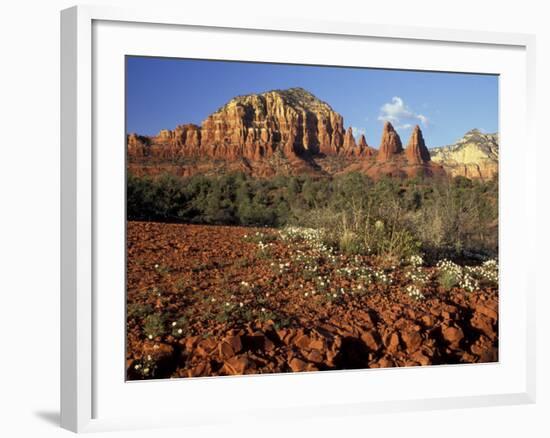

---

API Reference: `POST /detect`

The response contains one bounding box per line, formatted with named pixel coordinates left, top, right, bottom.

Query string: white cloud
left=351, top=126, right=366, bottom=138
left=378, top=97, right=429, bottom=130
left=417, top=114, right=428, bottom=125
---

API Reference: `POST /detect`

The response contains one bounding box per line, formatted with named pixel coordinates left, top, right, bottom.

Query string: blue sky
left=126, top=57, right=498, bottom=148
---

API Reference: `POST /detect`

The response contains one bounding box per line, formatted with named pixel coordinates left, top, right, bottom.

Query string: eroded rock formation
left=128, top=87, right=347, bottom=162
left=405, top=125, right=431, bottom=164
left=377, top=122, right=404, bottom=162
left=358, top=134, right=375, bottom=157
left=430, top=129, right=498, bottom=180
left=127, top=87, right=496, bottom=180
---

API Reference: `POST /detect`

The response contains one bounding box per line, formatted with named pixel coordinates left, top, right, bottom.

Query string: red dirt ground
left=126, top=221, right=498, bottom=380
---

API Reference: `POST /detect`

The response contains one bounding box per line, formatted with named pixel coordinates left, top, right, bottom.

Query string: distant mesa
left=127, top=87, right=497, bottom=180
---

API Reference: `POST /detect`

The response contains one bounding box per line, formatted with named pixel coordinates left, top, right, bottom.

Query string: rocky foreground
left=126, top=221, right=498, bottom=380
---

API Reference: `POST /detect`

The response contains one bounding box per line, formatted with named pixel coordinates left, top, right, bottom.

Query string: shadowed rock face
left=342, top=127, right=357, bottom=156
left=405, top=125, right=431, bottom=164
left=127, top=133, right=148, bottom=158
left=377, top=122, right=404, bottom=162
left=347, top=122, right=446, bottom=180
left=342, top=126, right=357, bottom=153
left=342, top=129, right=375, bottom=158
left=358, top=134, right=375, bottom=157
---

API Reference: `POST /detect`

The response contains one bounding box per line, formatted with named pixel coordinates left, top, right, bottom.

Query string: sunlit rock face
left=377, top=121, right=404, bottom=162
left=430, top=129, right=499, bottom=179
left=200, top=87, right=347, bottom=160
left=127, top=87, right=348, bottom=162
left=127, top=87, right=497, bottom=181
left=405, top=125, right=431, bottom=165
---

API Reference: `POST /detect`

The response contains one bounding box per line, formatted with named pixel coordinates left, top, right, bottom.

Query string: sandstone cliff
left=340, top=122, right=445, bottom=180
left=405, top=125, right=431, bottom=164
left=203, top=87, right=346, bottom=159
left=128, top=87, right=347, bottom=163
left=358, top=135, right=375, bottom=157
left=430, top=129, right=498, bottom=179
left=377, top=122, right=403, bottom=162
left=127, top=87, right=496, bottom=180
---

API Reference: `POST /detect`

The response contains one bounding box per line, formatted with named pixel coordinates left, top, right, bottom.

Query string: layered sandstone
left=127, top=87, right=496, bottom=180
left=430, top=129, right=498, bottom=180
left=127, top=133, right=148, bottom=158
left=341, top=129, right=375, bottom=158
left=377, top=122, right=404, bottom=161
left=348, top=123, right=446, bottom=180
left=128, top=87, right=347, bottom=163
left=342, top=127, right=357, bottom=156
left=405, top=125, right=431, bottom=164
left=358, top=134, right=375, bottom=157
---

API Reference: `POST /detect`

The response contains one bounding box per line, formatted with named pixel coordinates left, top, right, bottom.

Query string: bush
left=127, top=172, right=498, bottom=260
left=338, top=230, right=365, bottom=255
left=127, top=303, right=154, bottom=321
left=143, top=313, right=166, bottom=339
left=171, top=316, right=189, bottom=338
left=366, top=222, right=421, bottom=263
left=438, top=270, right=460, bottom=290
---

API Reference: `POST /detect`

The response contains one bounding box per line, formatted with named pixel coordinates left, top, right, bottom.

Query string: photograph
left=125, top=57, right=499, bottom=380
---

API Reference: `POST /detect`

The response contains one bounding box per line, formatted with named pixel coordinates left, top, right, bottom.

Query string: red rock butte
left=128, top=88, right=348, bottom=162
left=377, top=121, right=404, bottom=162
left=405, top=125, right=431, bottom=164
left=127, top=87, right=495, bottom=179
left=358, top=134, right=375, bottom=157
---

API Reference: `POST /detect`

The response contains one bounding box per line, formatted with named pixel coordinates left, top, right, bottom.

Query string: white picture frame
left=60, top=4, right=536, bottom=433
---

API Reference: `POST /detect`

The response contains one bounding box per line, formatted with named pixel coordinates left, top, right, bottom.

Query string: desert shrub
left=170, top=316, right=189, bottom=338
left=407, top=178, right=498, bottom=259
left=127, top=172, right=498, bottom=260
left=338, top=230, right=365, bottom=255
left=131, top=356, right=158, bottom=379
left=202, top=183, right=235, bottom=224
left=406, top=284, right=425, bottom=300
left=291, top=203, right=420, bottom=263
left=215, top=302, right=255, bottom=325
left=362, top=217, right=421, bottom=263
left=436, top=262, right=481, bottom=293
left=469, top=259, right=499, bottom=286
left=382, top=227, right=421, bottom=262
left=256, top=241, right=273, bottom=259
left=438, top=270, right=460, bottom=290
left=243, top=231, right=277, bottom=244
left=127, top=303, right=154, bottom=321
left=143, top=313, right=166, bottom=339
left=154, top=263, right=171, bottom=276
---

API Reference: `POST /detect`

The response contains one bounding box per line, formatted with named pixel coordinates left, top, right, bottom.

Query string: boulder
left=222, top=356, right=250, bottom=375
left=441, top=324, right=464, bottom=348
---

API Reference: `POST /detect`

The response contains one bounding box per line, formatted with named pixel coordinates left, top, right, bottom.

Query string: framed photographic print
left=61, top=5, right=536, bottom=433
